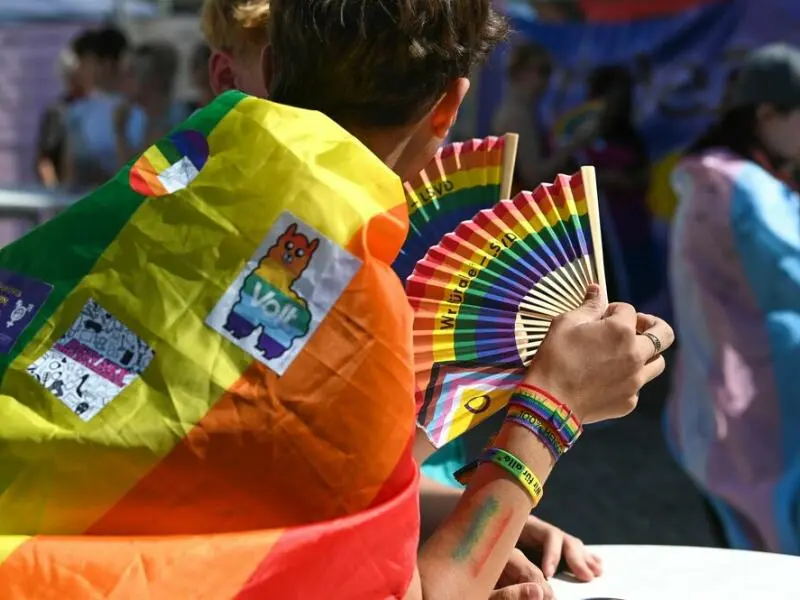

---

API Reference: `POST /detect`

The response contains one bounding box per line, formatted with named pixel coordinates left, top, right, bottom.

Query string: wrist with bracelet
left=507, top=383, right=583, bottom=458
left=453, top=384, right=583, bottom=503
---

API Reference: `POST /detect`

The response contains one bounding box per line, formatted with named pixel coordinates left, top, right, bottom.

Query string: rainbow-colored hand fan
left=407, top=166, right=606, bottom=448
left=392, top=133, right=519, bottom=280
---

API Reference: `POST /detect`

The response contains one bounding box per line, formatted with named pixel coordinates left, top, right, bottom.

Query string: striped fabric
left=0, top=91, right=419, bottom=598
left=668, top=149, right=800, bottom=554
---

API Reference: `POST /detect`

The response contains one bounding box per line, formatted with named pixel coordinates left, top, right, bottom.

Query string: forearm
left=36, top=159, right=58, bottom=188
left=419, top=474, right=462, bottom=542
left=415, top=427, right=463, bottom=542
left=414, top=421, right=555, bottom=600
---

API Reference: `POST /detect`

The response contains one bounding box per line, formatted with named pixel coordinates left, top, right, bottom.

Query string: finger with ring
left=640, top=331, right=662, bottom=355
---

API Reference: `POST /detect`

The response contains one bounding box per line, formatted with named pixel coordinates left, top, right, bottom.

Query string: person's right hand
left=523, top=284, right=674, bottom=424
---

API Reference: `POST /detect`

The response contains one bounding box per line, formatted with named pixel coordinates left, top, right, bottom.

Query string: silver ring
left=640, top=331, right=662, bottom=355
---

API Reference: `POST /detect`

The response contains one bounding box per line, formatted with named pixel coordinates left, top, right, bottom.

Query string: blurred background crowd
left=2, top=0, right=800, bottom=554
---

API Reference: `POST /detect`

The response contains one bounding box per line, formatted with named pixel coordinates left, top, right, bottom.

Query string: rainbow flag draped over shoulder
left=0, top=91, right=419, bottom=599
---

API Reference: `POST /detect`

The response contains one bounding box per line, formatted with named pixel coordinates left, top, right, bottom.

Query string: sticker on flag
left=129, top=130, right=210, bottom=197
left=0, top=270, right=53, bottom=354
left=206, top=211, right=361, bottom=376
left=27, top=299, right=155, bottom=421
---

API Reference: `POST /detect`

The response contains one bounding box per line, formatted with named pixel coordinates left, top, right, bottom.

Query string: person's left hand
left=518, top=516, right=603, bottom=581
left=495, top=549, right=553, bottom=599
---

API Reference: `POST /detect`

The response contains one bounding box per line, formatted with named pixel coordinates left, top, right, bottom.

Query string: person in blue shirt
left=62, top=25, right=131, bottom=191
left=112, top=42, right=190, bottom=168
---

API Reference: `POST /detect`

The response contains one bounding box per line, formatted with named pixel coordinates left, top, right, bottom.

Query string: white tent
left=1, top=0, right=157, bottom=23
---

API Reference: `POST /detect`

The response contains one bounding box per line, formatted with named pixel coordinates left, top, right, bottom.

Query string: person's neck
left=95, top=81, right=117, bottom=95
left=346, top=124, right=417, bottom=179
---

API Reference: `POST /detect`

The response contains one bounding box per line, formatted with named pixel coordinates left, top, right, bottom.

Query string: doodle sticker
left=27, top=299, right=155, bottom=421
left=0, top=269, right=53, bottom=354
left=206, top=211, right=361, bottom=375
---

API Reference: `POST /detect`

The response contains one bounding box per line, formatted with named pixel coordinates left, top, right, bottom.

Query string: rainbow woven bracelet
left=509, top=386, right=582, bottom=450
left=505, top=405, right=565, bottom=459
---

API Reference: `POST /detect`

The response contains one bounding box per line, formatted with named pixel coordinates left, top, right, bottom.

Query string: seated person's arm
left=35, top=107, right=62, bottom=188
left=415, top=427, right=601, bottom=582
left=406, top=287, right=673, bottom=599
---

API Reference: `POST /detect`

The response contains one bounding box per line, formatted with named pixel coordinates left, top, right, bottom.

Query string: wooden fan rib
left=579, top=166, right=607, bottom=296
left=499, top=133, right=519, bottom=200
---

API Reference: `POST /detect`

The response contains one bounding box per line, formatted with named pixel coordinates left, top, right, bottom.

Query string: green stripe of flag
left=0, top=91, right=246, bottom=378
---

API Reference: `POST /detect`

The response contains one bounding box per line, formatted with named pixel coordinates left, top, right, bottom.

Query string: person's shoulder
left=673, top=150, right=753, bottom=200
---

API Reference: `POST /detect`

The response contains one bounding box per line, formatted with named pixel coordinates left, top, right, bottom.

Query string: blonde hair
left=201, top=0, right=270, bottom=58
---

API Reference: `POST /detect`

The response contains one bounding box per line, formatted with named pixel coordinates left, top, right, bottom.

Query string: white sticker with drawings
left=27, top=299, right=155, bottom=421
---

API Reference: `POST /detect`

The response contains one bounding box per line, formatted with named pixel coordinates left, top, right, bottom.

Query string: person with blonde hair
left=202, top=0, right=270, bottom=97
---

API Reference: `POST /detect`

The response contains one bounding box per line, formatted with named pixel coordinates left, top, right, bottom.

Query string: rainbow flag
left=0, top=91, right=419, bottom=598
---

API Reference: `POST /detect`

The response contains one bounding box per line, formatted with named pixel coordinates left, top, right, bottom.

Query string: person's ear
left=209, top=50, right=236, bottom=96
left=430, top=77, right=471, bottom=139
left=261, top=44, right=273, bottom=95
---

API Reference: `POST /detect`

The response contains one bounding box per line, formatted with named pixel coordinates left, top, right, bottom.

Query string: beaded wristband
left=482, top=447, right=544, bottom=505
left=505, top=405, right=565, bottom=459
left=510, top=385, right=582, bottom=451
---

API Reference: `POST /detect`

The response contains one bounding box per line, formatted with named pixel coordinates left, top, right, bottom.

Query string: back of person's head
left=63, top=30, right=99, bottom=94
left=267, top=0, right=507, bottom=129
left=507, top=41, right=551, bottom=80
left=92, top=24, right=129, bottom=65
left=202, top=0, right=270, bottom=58
left=71, top=30, right=98, bottom=59
left=690, top=43, right=800, bottom=166
left=131, top=42, right=180, bottom=99
left=202, top=0, right=270, bottom=97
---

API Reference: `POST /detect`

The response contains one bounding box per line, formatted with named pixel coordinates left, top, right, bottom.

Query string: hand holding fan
left=407, top=167, right=606, bottom=449
left=392, top=134, right=519, bottom=280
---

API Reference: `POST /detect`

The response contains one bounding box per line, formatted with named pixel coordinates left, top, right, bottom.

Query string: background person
left=202, top=0, right=271, bottom=97
left=493, top=41, right=596, bottom=195
left=668, top=42, right=800, bottom=555
left=35, top=31, right=94, bottom=188
left=113, top=42, right=189, bottom=167
left=62, top=25, right=131, bottom=190
left=583, top=65, right=664, bottom=311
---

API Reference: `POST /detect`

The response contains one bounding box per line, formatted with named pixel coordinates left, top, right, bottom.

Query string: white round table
left=549, top=545, right=800, bottom=600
